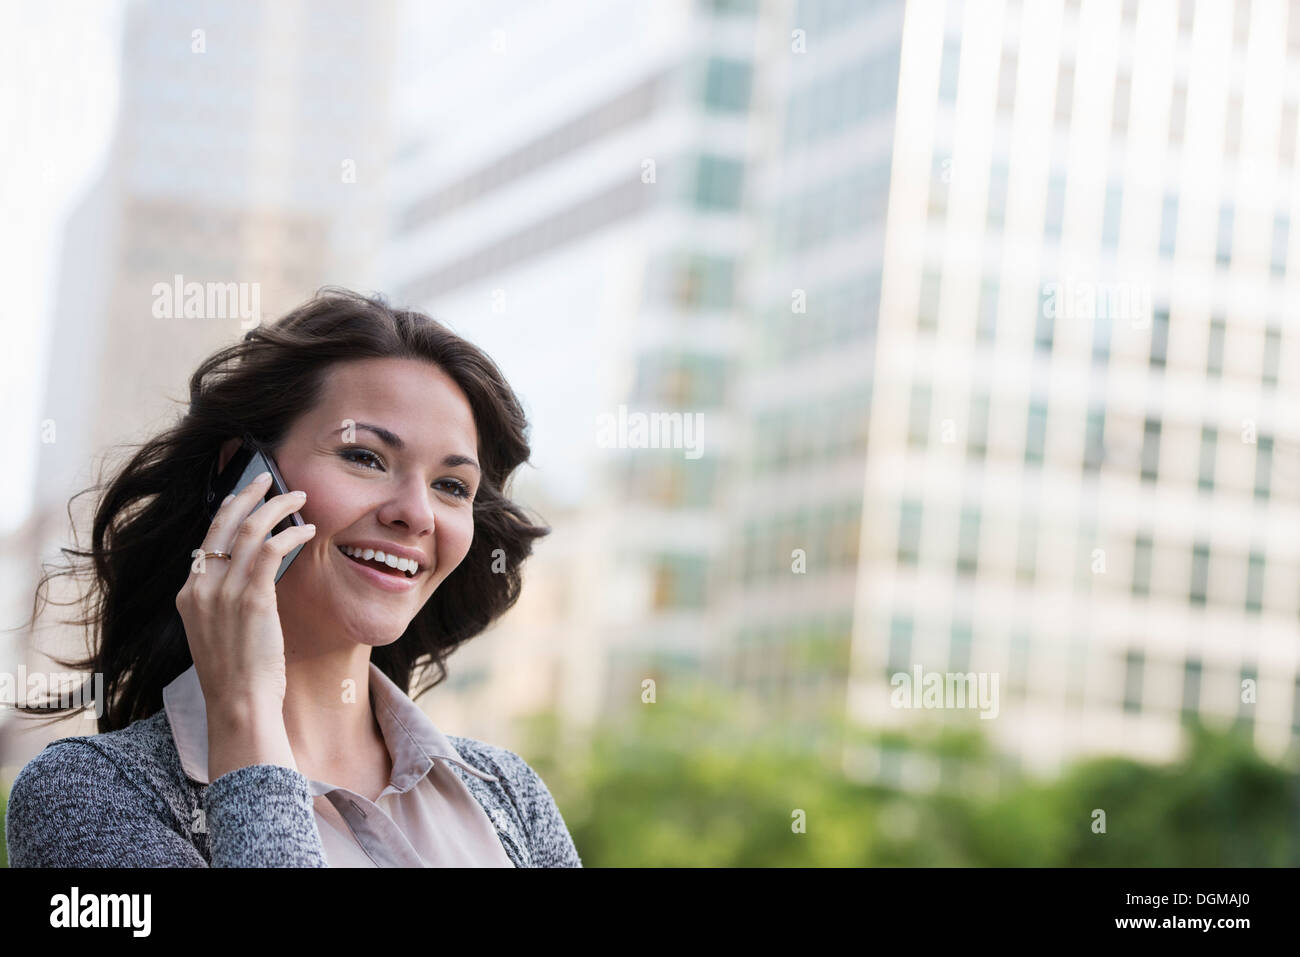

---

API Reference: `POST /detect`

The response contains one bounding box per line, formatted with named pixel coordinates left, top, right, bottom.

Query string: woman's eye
left=438, top=479, right=473, bottom=500
left=340, top=448, right=384, bottom=469
left=342, top=449, right=472, bottom=500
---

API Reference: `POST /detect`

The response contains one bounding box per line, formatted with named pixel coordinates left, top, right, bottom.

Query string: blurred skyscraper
left=3, top=0, right=397, bottom=769
left=384, top=0, right=771, bottom=732
left=722, top=0, right=898, bottom=736
left=849, top=0, right=1300, bottom=783
left=392, top=0, right=1300, bottom=785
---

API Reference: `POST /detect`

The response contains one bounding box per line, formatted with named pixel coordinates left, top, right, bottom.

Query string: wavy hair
left=13, top=287, right=549, bottom=733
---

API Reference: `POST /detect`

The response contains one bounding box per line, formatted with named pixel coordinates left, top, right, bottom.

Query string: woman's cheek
left=452, top=514, right=474, bottom=565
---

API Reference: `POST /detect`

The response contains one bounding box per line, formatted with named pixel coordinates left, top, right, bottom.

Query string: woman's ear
left=217, top=436, right=243, bottom=475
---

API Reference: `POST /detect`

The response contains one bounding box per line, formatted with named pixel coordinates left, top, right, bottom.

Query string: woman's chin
left=337, top=612, right=409, bottom=648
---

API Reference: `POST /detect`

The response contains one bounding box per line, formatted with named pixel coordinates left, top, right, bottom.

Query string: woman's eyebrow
left=332, top=422, right=480, bottom=473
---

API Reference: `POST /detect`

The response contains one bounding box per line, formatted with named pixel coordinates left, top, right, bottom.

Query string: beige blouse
left=162, top=661, right=515, bottom=867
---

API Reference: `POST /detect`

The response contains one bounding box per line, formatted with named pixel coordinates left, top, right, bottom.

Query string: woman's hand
left=174, top=470, right=317, bottom=780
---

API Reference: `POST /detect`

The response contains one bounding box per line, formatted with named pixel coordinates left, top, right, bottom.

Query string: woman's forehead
left=312, top=362, right=478, bottom=450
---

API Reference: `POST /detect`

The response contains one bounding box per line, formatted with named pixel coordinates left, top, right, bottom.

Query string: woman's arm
left=495, top=750, right=583, bottom=868
left=4, top=740, right=328, bottom=867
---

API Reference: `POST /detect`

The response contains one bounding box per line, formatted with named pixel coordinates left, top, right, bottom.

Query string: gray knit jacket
left=4, top=709, right=582, bottom=867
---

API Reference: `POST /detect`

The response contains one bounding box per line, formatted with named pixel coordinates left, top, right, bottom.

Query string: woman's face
left=218, top=356, right=480, bottom=649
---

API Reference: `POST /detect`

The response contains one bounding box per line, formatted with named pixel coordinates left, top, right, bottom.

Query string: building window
left=1216, top=203, right=1234, bottom=267
left=1102, top=182, right=1123, bottom=247
left=1132, top=531, right=1153, bottom=597
left=1083, top=405, right=1105, bottom=473
left=1237, top=665, right=1257, bottom=730
left=939, top=33, right=962, bottom=104
left=651, top=552, right=708, bottom=609
left=977, top=278, right=998, bottom=342
left=1207, top=315, right=1226, bottom=378
left=950, top=621, right=973, bottom=672
left=887, top=615, right=913, bottom=678
left=930, top=153, right=951, bottom=220
left=1182, top=657, right=1202, bottom=720
left=898, top=500, right=922, bottom=565
left=694, top=155, right=744, bottom=210
left=1008, top=632, right=1029, bottom=697
left=1254, top=435, right=1273, bottom=501
left=1016, top=514, right=1038, bottom=583
left=967, top=390, right=990, bottom=461
left=702, top=0, right=757, bottom=14
left=957, top=506, right=980, bottom=577
left=1190, top=541, right=1210, bottom=606
left=675, top=253, right=735, bottom=309
left=1198, top=426, right=1217, bottom=491
left=1246, top=550, right=1265, bottom=613
left=1271, top=214, right=1289, bottom=277
left=1293, top=675, right=1300, bottom=736
left=1140, top=418, right=1162, bottom=483
left=1092, top=312, right=1112, bottom=366
left=1123, top=649, right=1144, bottom=714
left=908, top=382, right=931, bottom=449
left=703, top=58, right=752, bottom=113
left=1262, top=324, right=1281, bottom=388
left=1025, top=400, right=1048, bottom=466
left=1149, top=307, right=1169, bottom=370
left=1160, top=194, right=1179, bottom=257
left=1035, top=285, right=1055, bottom=353
left=918, top=268, right=941, bottom=332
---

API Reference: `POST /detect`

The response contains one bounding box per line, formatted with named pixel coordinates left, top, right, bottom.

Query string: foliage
left=524, top=680, right=1300, bottom=867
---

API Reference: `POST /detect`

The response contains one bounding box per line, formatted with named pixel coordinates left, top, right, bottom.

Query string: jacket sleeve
left=496, top=749, right=583, bottom=868
left=202, top=763, right=329, bottom=867
left=4, top=740, right=327, bottom=868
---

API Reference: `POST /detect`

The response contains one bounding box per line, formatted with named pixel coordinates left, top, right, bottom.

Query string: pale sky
left=0, top=0, right=125, bottom=536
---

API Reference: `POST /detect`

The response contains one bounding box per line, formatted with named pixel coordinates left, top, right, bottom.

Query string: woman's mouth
left=335, top=545, right=422, bottom=592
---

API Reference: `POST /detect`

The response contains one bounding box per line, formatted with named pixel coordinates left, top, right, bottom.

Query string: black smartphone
left=205, top=432, right=306, bottom=584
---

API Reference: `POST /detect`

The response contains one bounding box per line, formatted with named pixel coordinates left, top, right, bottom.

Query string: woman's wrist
left=207, top=706, right=297, bottom=780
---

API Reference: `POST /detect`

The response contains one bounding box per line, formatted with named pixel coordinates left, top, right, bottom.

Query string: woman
left=4, top=287, right=581, bottom=867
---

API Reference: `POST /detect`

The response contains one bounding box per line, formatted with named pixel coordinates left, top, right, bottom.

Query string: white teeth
left=338, top=545, right=418, bottom=577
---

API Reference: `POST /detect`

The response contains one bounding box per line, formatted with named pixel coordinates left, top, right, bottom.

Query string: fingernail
left=222, top=493, right=235, bottom=506
left=303, top=524, right=316, bottom=532
left=258, top=471, right=273, bottom=483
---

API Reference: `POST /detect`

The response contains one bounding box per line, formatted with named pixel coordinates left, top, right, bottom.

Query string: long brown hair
left=12, top=287, right=549, bottom=733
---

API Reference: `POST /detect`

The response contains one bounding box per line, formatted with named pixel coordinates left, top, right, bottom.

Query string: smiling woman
left=3, top=287, right=581, bottom=868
